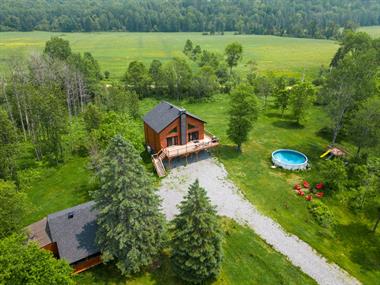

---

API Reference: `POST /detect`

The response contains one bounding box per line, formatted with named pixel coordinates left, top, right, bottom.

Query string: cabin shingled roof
left=143, top=101, right=205, bottom=133
left=47, top=201, right=99, bottom=264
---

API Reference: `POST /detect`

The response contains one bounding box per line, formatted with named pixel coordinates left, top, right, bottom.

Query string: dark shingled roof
left=47, top=201, right=99, bottom=264
left=143, top=101, right=205, bottom=133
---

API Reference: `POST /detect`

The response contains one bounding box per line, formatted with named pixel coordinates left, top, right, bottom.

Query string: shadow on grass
left=335, top=222, right=380, bottom=271
left=272, top=120, right=305, bottom=129
left=265, top=112, right=293, bottom=120
left=76, top=254, right=216, bottom=285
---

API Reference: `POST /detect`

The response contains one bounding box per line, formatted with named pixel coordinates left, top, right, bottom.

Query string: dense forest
left=1, top=0, right=380, bottom=39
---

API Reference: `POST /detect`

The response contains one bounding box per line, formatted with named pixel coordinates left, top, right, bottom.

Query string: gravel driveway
left=158, top=153, right=360, bottom=285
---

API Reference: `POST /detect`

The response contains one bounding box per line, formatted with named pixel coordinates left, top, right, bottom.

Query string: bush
left=308, top=200, right=335, bottom=228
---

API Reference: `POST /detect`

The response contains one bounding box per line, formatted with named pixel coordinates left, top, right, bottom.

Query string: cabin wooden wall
left=73, top=255, right=102, bottom=274
left=159, top=118, right=180, bottom=149
left=42, top=242, right=59, bottom=258
left=145, top=115, right=205, bottom=153
left=186, top=116, right=204, bottom=140
left=144, top=123, right=161, bottom=152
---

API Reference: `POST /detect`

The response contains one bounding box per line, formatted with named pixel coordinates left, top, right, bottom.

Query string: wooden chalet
left=143, top=102, right=219, bottom=177
left=27, top=201, right=101, bottom=273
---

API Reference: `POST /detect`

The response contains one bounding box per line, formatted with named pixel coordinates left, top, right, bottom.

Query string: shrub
left=308, top=200, right=335, bottom=228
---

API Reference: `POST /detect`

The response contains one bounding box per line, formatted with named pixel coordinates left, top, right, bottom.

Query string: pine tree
left=91, top=135, right=165, bottom=276
left=171, top=179, right=223, bottom=284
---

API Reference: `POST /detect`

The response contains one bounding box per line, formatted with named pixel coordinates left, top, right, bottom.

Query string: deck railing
left=163, top=134, right=219, bottom=158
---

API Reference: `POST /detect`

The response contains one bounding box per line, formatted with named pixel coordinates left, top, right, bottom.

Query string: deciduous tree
left=289, top=81, right=316, bottom=124
left=225, top=42, right=243, bottom=73
left=0, top=234, right=74, bottom=284
left=43, top=37, right=72, bottom=61
left=227, top=84, right=258, bottom=151
left=0, top=181, right=30, bottom=238
left=0, top=109, right=18, bottom=181
left=348, top=98, right=380, bottom=155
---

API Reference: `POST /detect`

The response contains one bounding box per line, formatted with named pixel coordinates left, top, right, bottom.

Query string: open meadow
left=0, top=31, right=339, bottom=79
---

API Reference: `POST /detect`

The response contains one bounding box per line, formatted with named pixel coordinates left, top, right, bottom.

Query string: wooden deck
left=151, top=134, right=219, bottom=177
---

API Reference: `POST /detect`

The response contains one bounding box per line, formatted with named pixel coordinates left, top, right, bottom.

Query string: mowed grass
left=0, top=31, right=338, bottom=78
left=23, top=157, right=95, bottom=225
left=76, top=219, right=316, bottom=285
left=358, top=26, right=380, bottom=38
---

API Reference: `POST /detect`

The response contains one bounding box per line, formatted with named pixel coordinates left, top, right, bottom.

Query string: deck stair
left=152, top=150, right=167, bottom=177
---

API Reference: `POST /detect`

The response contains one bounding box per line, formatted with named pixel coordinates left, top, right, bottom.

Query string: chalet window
left=167, top=136, right=178, bottom=147
left=188, top=123, right=196, bottom=129
left=188, top=131, right=199, bottom=142
left=169, top=127, right=177, bottom=134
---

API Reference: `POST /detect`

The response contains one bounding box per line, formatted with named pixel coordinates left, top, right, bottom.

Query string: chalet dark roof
left=143, top=101, right=205, bottom=133
left=47, top=201, right=99, bottom=264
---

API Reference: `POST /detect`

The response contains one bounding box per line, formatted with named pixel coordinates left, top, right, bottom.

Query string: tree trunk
left=1, top=77, right=15, bottom=123
left=237, top=143, right=241, bottom=152
left=14, top=87, right=27, bottom=141
left=356, top=145, right=362, bottom=156
left=373, top=210, right=380, bottom=233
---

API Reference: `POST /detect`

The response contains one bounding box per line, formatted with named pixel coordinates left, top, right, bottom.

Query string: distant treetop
left=0, top=0, right=379, bottom=39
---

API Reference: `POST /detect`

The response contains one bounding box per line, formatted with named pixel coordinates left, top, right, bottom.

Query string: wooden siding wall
left=159, top=118, right=180, bottom=149
left=144, top=115, right=205, bottom=153
left=42, top=242, right=59, bottom=258
left=73, top=255, right=102, bottom=274
left=186, top=116, right=204, bottom=140
left=144, top=123, right=161, bottom=152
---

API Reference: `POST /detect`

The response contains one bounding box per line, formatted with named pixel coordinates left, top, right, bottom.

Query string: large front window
left=188, top=131, right=199, bottom=142
left=167, top=136, right=178, bottom=147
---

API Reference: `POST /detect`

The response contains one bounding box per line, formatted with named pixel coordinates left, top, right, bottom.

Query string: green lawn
left=75, top=219, right=316, bottom=285
left=0, top=31, right=338, bottom=79
left=22, top=157, right=96, bottom=225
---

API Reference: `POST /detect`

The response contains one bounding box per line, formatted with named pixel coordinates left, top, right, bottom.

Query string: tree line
left=1, top=0, right=380, bottom=39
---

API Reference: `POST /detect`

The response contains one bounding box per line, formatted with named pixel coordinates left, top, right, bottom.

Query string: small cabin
left=143, top=102, right=219, bottom=177
left=27, top=201, right=101, bottom=273
left=143, top=101, right=206, bottom=153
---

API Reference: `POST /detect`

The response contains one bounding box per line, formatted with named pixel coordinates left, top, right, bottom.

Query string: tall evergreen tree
left=92, top=135, right=165, bottom=276
left=171, top=180, right=223, bottom=284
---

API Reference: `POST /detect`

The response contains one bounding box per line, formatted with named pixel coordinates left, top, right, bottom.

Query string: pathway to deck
left=157, top=154, right=360, bottom=285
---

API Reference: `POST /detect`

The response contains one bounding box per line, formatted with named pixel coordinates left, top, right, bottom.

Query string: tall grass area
left=0, top=32, right=338, bottom=78
left=76, top=219, right=316, bottom=285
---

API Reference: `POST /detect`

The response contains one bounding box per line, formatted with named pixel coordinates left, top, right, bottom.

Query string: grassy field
left=0, top=31, right=338, bottom=78
left=358, top=25, right=380, bottom=38
left=76, top=219, right=316, bottom=285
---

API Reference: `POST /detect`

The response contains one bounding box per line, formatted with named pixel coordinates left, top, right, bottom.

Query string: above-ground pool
left=272, top=149, right=308, bottom=170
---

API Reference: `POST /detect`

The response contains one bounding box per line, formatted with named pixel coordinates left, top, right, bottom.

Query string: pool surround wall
left=272, top=149, right=308, bottom=170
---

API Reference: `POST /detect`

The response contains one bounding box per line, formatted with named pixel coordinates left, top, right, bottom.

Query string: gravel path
left=158, top=154, right=360, bottom=285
